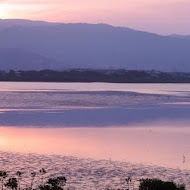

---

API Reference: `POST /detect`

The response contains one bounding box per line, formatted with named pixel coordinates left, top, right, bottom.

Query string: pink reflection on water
left=1, top=82, right=190, bottom=96
left=0, top=127, right=190, bottom=169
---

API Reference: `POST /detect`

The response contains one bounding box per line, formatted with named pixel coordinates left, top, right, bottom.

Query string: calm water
left=0, top=82, right=190, bottom=169
left=1, top=82, right=190, bottom=95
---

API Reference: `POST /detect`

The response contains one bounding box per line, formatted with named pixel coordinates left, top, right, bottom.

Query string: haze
left=0, top=0, right=190, bottom=35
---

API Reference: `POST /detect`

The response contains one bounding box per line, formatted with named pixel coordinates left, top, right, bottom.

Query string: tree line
left=0, top=69, right=190, bottom=83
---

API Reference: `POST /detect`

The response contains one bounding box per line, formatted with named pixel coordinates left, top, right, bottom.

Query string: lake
left=0, top=82, right=190, bottom=188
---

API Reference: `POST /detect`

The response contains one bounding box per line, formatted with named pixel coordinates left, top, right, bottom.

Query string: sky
left=0, top=0, right=190, bottom=35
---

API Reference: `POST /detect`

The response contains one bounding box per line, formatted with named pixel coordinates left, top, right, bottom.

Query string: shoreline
left=2, top=70, right=190, bottom=83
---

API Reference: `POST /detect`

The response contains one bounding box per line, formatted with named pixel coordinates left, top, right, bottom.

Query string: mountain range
left=0, top=19, right=190, bottom=72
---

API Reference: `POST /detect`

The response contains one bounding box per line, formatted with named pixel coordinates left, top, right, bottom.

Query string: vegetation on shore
left=0, top=169, right=186, bottom=190
left=0, top=169, right=66, bottom=190
left=139, top=178, right=185, bottom=190
left=1, top=69, right=190, bottom=83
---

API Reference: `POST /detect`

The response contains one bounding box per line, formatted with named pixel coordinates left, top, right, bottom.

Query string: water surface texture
left=0, top=82, right=190, bottom=188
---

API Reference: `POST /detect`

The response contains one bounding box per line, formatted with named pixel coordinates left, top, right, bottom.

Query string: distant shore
left=1, top=69, right=190, bottom=83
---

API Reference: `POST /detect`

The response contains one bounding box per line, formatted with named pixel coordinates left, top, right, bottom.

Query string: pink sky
left=0, top=0, right=190, bottom=35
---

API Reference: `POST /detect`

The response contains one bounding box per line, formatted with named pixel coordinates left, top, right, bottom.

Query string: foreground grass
left=0, top=169, right=186, bottom=190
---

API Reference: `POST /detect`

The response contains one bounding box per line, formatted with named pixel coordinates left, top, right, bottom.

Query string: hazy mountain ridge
left=0, top=19, right=190, bottom=72
left=169, top=34, right=190, bottom=40
left=0, top=48, right=62, bottom=71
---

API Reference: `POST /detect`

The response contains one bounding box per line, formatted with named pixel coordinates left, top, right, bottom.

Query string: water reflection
left=0, top=105, right=190, bottom=127
left=1, top=82, right=190, bottom=96
left=0, top=127, right=190, bottom=169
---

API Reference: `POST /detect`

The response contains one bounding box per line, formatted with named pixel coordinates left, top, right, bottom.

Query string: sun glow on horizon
left=0, top=5, right=11, bottom=19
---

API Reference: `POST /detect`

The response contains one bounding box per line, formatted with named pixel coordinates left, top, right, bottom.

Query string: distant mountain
left=169, top=34, right=190, bottom=40
left=0, top=19, right=190, bottom=72
left=0, top=48, right=60, bottom=71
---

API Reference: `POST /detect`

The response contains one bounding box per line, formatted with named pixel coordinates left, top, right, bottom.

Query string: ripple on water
left=0, top=152, right=189, bottom=190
